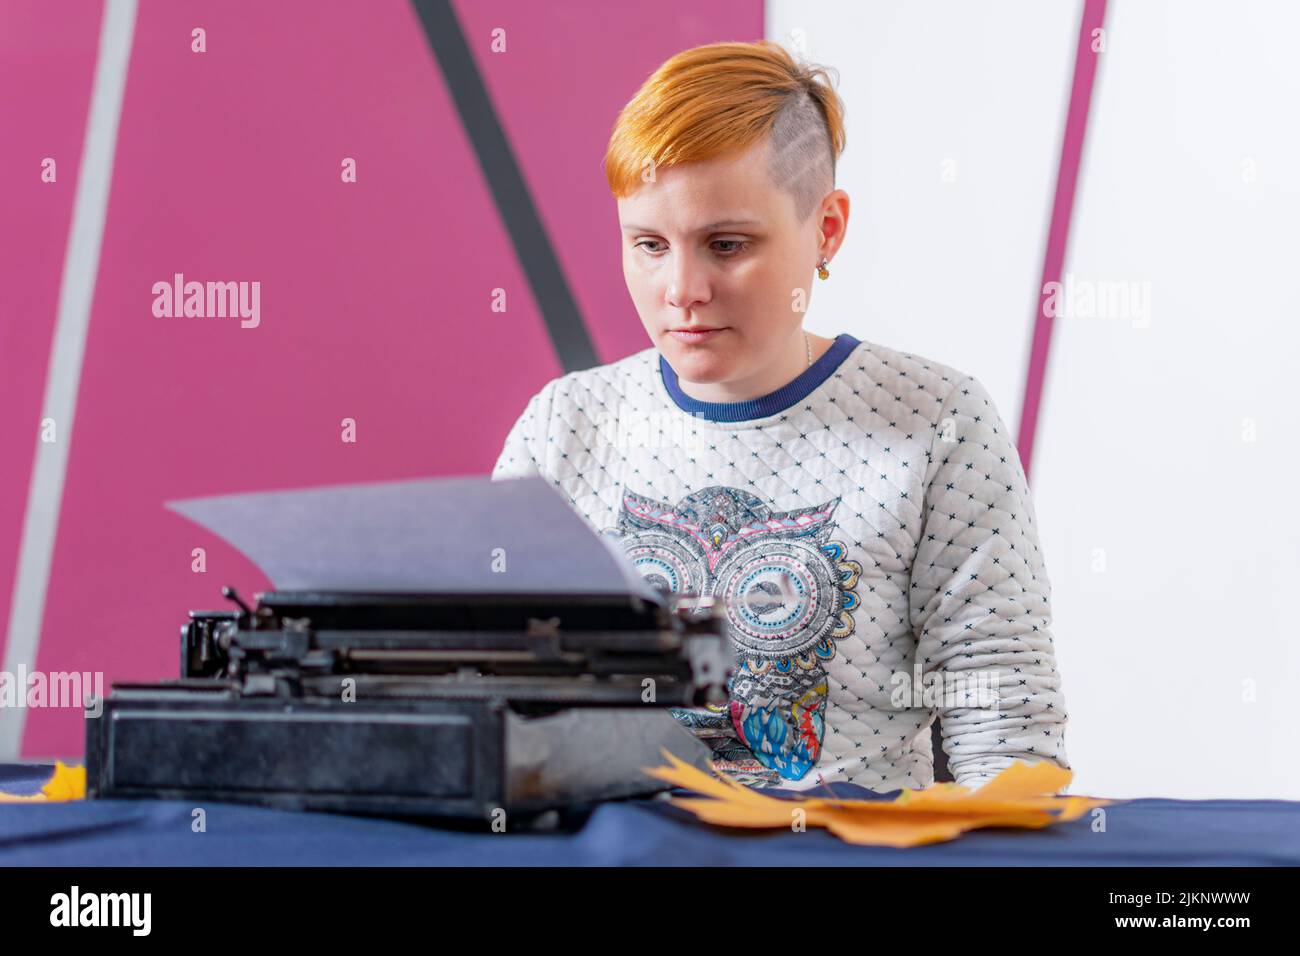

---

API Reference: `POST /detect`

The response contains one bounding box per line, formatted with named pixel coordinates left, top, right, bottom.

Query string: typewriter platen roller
left=85, top=587, right=731, bottom=821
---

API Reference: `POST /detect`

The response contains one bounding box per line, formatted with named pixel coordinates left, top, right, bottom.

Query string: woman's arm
left=909, top=375, right=1072, bottom=791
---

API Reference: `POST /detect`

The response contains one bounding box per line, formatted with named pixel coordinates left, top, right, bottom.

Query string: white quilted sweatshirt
left=491, top=333, right=1071, bottom=792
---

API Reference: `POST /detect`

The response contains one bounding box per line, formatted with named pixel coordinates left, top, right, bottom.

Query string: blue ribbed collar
left=658, top=333, right=860, bottom=423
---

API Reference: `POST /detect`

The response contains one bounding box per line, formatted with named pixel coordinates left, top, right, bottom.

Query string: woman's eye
left=712, top=239, right=748, bottom=256
left=634, top=239, right=665, bottom=254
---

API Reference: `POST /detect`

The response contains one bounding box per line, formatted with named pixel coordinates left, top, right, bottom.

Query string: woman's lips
left=668, top=327, right=727, bottom=344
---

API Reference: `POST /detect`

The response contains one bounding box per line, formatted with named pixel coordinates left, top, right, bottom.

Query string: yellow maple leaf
left=0, top=761, right=86, bottom=804
left=644, top=748, right=1115, bottom=847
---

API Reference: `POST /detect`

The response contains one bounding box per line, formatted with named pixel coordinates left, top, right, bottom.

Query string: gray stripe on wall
left=410, top=0, right=598, bottom=372
left=0, top=0, right=138, bottom=759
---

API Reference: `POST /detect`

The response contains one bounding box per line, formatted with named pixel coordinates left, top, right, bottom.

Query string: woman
left=493, top=40, right=1070, bottom=793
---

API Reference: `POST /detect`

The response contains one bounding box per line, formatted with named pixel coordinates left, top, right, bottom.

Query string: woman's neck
left=675, top=331, right=836, bottom=404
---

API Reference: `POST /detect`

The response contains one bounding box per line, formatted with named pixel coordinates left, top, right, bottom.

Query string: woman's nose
left=665, top=253, right=711, bottom=311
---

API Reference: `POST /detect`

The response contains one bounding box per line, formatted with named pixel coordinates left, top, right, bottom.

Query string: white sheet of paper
left=165, top=474, right=657, bottom=599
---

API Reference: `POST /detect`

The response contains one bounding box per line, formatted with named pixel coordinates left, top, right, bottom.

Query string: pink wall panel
left=0, top=0, right=105, bottom=666
left=17, top=0, right=762, bottom=758
left=24, top=0, right=553, bottom=756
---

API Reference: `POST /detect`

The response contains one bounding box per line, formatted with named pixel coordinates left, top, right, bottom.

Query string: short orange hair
left=604, top=40, right=846, bottom=221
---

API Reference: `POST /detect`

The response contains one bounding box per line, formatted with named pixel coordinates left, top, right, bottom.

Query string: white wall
left=1038, top=0, right=1300, bottom=799
left=768, top=0, right=1300, bottom=799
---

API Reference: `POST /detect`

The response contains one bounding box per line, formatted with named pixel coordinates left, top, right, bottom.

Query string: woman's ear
left=816, top=189, right=850, bottom=261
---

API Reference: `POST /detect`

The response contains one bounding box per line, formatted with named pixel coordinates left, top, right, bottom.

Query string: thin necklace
left=804, top=331, right=813, bottom=368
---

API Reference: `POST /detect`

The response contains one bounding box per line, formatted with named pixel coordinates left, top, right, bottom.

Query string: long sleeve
left=490, top=380, right=557, bottom=481
left=909, top=375, right=1071, bottom=791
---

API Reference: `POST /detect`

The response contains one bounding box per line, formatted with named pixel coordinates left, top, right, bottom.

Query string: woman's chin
left=664, top=347, right=733, bottom=382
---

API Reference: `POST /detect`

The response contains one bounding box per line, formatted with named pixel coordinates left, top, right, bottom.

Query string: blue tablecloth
left=2, top=763, right=1298, bottom=866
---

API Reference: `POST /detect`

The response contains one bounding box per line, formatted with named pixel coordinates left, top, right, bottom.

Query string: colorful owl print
left=601, top=485, right=862, bottom=786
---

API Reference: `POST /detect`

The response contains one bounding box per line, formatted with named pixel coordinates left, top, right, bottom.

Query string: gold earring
left=817, top=257, right=830, bottom=280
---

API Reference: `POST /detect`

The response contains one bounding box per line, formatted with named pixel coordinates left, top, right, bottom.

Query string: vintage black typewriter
left=85, top=586, right=730, bottom=822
